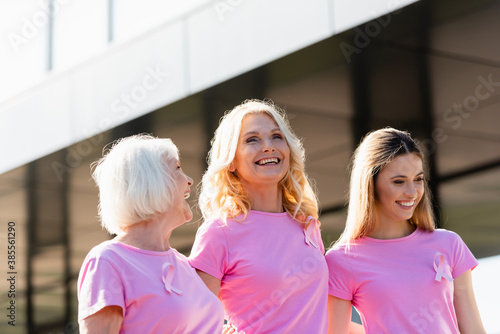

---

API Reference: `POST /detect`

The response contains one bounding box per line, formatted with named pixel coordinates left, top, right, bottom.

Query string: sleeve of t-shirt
left=449, top=231, right=479, bottom=279
left=77, top=256, right=125, bottom=322
left=188, top=220, right=229, bottom=280
left=324, top=248, right=356, bottom=301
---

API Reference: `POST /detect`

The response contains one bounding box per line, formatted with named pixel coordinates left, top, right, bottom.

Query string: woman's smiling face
left=231, top=112, right=290, bottom=189
left=374, top=153, right=425, bottom=226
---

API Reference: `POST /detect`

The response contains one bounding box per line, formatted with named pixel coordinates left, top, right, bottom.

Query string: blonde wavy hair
left=334, top=127, right=435, bottom=248
left=199, top=99, right=318, bottom=224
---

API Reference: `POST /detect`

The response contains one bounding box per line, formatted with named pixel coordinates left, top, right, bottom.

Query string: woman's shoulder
left=417, top=228, right=468, bottom=250
left=201, top=212, right=256, bottom=228
left=195, top=217, right=234, bottom=240
left=324, top=244, right=359, bottom=273
left=422, top=228, right=462, bottom=241
left=84, top=239, right=124, bottom=261
left=325, top=243, right=351, bottom=258
left=200, top=217, right=231, bottom=230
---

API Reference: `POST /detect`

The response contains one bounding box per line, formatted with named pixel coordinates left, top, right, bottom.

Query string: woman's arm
left=454, top=269, right=486, bottom=334
left=348, top=320, right=365, bottom=334
left=328, top=295, right=352, bottom=334
left=79, top=305, right=123, bottom=334
left=196, top=269, right=222, bottom=297
left=328, top=295, right=365, bottom=334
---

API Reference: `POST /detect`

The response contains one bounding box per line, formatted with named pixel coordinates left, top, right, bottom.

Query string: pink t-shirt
left=188, top=210, right=328, bottom=334
left=325, top=228, right=479, bottom=334
left=78, top=239, right=224, bottom=333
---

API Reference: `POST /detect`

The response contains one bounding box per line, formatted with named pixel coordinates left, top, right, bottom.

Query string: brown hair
left=334, top=127, right=435, bottom=249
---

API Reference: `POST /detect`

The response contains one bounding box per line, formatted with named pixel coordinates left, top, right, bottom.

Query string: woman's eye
left=246, top=137, right=257, bottom=143
left=393, top=180, right=404, bottom=184
left=272, top=134, right=283, bottom=140
left=415, top=177, right=424, bottom=182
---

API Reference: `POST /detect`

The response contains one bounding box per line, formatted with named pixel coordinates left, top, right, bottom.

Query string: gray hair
left=91, top=134, right=179, bottom=234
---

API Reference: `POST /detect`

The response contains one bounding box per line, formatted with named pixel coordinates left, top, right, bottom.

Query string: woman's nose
left=262, top=138, right=275, bottom=152
left=404, top=184, right=417, bottom=196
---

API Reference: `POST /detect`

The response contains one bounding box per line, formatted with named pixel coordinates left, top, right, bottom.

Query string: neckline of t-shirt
left=110, top=239, right=174, bottom=256
left=249, top=210, right=290, bottom=217
left=362, top=227, right=421, bottom=243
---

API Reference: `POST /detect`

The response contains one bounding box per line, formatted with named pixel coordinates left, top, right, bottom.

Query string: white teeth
left=257, top=158, right=279, bottom=165
left=184, top=193, right=190, bottom=199
left=398, top=201, right=415, bottom=207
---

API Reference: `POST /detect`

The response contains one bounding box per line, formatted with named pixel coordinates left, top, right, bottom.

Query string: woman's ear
left=228, top=162, right=235, bottom=172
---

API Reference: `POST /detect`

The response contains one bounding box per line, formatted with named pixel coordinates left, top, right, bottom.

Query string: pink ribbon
left=433, top=252, right=453, bottom=282
left=162, top=262, right=182, bottom=294
left=304, top=216, right=319, bottom=249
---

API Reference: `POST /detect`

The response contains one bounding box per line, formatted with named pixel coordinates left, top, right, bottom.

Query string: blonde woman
left=188, top=99, right=328, bottom=333
left=326, top=128, right=485, bottom=334
left=77, top=135, right=224, bottom=333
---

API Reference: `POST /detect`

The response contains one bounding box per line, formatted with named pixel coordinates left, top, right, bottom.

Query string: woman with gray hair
left=77, top=134, right=224, bottom=333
